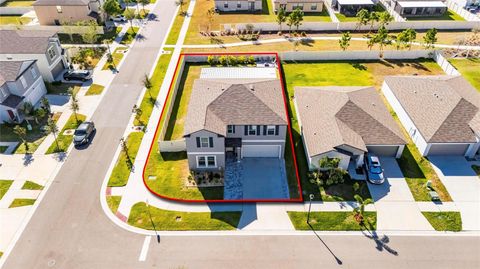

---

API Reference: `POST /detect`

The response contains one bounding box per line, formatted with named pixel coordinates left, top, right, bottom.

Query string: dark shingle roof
left=384, top=75, right=480, bottom=143
left=0, top=94, right=23, bottom=108
left=0, top=30, right=57, bottom=54
left=185, top=79, right=288, bottom=136
left=0, top=60, right=35, bottom=86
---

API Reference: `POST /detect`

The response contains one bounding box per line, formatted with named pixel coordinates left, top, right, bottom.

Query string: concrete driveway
left=368, top=157, right=433, bottom=231
left=429, top=156, right=480, bottom=231
left=224, top=158, right=289, bottom=200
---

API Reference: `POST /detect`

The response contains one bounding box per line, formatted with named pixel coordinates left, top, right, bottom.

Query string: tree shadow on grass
left=350, top=62, right=367, bottom=70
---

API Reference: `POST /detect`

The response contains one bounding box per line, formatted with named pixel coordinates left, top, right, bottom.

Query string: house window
left=31, top=68, right=37, bottom=79
left=311, top=4, right=317, bottom=11
left=237, top=1, right=241, bottom=8
left=48, top=47, right=57, bottom=60
left=200, top=137, right=210, bottom=148
left=56, top=5, right=62, bottom=13
left=20, top=76, right=27, bottom=88
left=293, top=3, right=303, bottom=10
left=227, top=125, right=234, bottom=134
left=248, top=125, right=257, bottom=135
left=266, top=125, right=276, bottom=136
left=197, top=156, right=216, bottom=168
left=224, top=2, right=228, bottom=8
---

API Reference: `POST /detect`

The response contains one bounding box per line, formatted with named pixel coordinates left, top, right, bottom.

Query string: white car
left=109, top=15, right=126, bottom=22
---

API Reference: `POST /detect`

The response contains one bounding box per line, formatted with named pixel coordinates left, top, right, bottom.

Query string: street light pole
left=146, top=199, right=160, bottom=243
left=307, top=194, right=314, bottom=224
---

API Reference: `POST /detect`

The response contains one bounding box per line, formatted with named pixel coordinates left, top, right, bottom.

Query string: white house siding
left=382, top=81, right=430, bottom=155
left=215, top=0, right=263, bottom=12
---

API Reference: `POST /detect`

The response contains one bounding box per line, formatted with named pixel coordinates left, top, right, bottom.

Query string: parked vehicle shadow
left=74, top=129, right=97, bottom=150
left=361, top=228, right=399, bottom=256
left=307, top=223, right=343, bottom=265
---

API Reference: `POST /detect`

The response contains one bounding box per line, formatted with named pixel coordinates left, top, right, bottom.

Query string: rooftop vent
left=249, top=84, right=254, bottom=91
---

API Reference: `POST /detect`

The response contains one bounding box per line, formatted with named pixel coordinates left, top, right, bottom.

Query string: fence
left=433, top=51, right=461, bottom=75
left=378, top=0, right=405, bottom=22
left=0, top=25, right=105, bottom=34
left=0, top=7, right=33, bottom=15
left=446, top=0, right=480, bottom=21
left=279, top=50, right=434, bottom=61
left=158, top=139, right=187, bottom=152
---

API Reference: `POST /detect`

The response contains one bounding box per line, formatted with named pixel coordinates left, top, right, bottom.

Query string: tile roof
left=295, top=86, right=406, bottom=157
left=33, top=0, right=90, bottom=6
left=384, top=75, right=480, bottom=143
left=0, top=30, right=57, bottom=54
left=184, top=79, right=288, bottom=136
left=0, top=60, right=35, bottom=86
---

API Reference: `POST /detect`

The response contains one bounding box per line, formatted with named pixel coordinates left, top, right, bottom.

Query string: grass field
left=448, top=58, right=480, bottom=92
left=0, top=180, right=14, bottom=200
left=165, top=0, right=191, bottom=45
left=120, top=27, right=139, bottom=45
left=422, top=212, right=462, bottom=231
left=9, top=198, right=36, bottom=208
left=0, top=15, right=32, bottom=25
left=107, top=196, right=122, bottom=214
left=102, top=47, right=128, bottom=70
left=128, top=202, right=241, bottom=230
left=107, top=132, right=144, bottom=187
left=21, top=180, right=44, bottom=190
left=85, top=84, right=105, bottom=95
left=288, top=211, right=377, bottom=231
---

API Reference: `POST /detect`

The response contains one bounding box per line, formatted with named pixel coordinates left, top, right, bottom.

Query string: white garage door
left=242, top=145, right=280, bottom=158
left=427, top=144, right=469, bottom=156
left=366, top=145, right=400, bottom=157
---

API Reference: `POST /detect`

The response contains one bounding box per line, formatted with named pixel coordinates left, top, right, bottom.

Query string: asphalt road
left=3, top=1, right=480, bottom=268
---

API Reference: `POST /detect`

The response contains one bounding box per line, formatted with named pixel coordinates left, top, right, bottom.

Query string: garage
left=427, top=143, right=469, bottom=156
left=242, top=145, right=280, bottom=158
left=366, top=145, right=401, bottom=157
left=51, top=60, right=66, bottom=80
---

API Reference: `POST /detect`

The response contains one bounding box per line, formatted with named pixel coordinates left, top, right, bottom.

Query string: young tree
left=80, top=20, right=99, bottom=45
left=356, top=9, right=370, bottom=30
left=139, top=0, right=149, bottom=13
left=339, top=31, right=352, bottom=51
left=142, top=74, right=153, bottom=100
left=41, top=97, right=51, bottom=115
left=176, top=0, right=186, bottom=15
left=124, top=8, right=136, bottom=31
left=61, top=21, right=76, bottom=42
left=372, top=26, right=391, bottom=57
left=396, top=28, right=416, bottom=50
left=378, top=11, right=393, bottom=27
left=102, top=0, right=122, bottom=20
left=120, top=137, right=133, bottom=169
left=291, top=8, right=304, bottom=31
left=45, top=117, right=60, bottom=152
left=286, top=13, right=295, bottom=34
left=354, top=194, right=373, bottom=225
left=33, top=108, right=46, bottom=124
left=276, top=7, right=287, bottom=34
left=69, top=88, right=80, bottom=123
left=423, top=28, right=438, bottom=49
left=206, top=8, right=216, bottom=33
left=369, top=11, right=379, bottom=32
left=13, top=125, right=28, bottom=153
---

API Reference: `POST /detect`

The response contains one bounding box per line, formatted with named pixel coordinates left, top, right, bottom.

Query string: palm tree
left=69, top=88, right=80, bottom=123
left=276, top=8, right=287, bottom=34
left=374, top=26, right=392, bottom=58
left=139, top=0, right=149, bottom=13
left=354, top=194, right=373, bottom=225
left=356, top=9, right=370, bottom=31
left=41, top=97, right=51, bottom=115
left=124, top=8, right=136, bottom=31
left=13, top=125, right=28, bottom=153
left=291, top=8, right=304, bottom=32
left=45, top=117, right=60, bottom=152
left=142, top=74, right=153, bottom=101
left=339, top=31, right=352, bottom=51
left=33, top=108, right=46, bottom=124
left=176, top=0, right=186, bottom=15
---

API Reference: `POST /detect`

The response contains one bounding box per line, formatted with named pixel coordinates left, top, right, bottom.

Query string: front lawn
left=407, top=10, right=465, bottom=21
left=0, top=180, right=14, bottom=200
left=321, top=178, right=371, bottom=202
left=108, top=132, right=144, bottom=187
left=46, top=82, right=81, bottom=95
left=288, top=211, right=376, bottom=231
left=45, top=114, right=86, bottom=154
left=107, top=196, right=122, bottom=214
left=165, top=0, right=191, bottom=45
left=0, top=15, right=32, bottom=25
left=0, top=120, right=51, bottom=154
left=21, top=180, right=44, bottom=190
left=128, top=202, right=242, bottom=230
left=102, top=47, right=128, bottom=70
left=58, top=27, right=120, bottom=44
left=85, top=84, right=105, bottom=95
left=448, top=58, right=480, bottom=91
left=281, top=59, right=444, bottom=200
left=422, top=212, right=462, bottom=232
left=9, top=198, right=36, bottom=208
left=120, top=27, right=139, bottom=45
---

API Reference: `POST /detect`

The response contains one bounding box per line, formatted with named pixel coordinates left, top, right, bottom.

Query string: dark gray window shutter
left=244, top=125, right=248, bottom=136
left=209, top=137, right=214, bottom=148
left=275, top=125, right=279, bottom=135
left=232, top=125, right=235, bottom=133
left=256, top=125, right=260, bottom=136
left=196, top=137, right=200, bottom=147
left=263, top=125, right=267, bottom=135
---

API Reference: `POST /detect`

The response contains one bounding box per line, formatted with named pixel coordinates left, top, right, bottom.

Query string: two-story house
left=33, top=0, right=104, bottom=25
left=0, top=60, right=47, bottom=123
left=183, top=79, right=288, bottom=171
left=0, top=30, right=68, bottom=82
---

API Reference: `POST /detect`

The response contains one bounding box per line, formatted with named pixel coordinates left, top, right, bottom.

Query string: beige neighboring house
left=294, top=86, right=406, bottom=171
left=214, top=0, right=263, bottom=12
left=33, top=0, right=104, bottom=25
left=275, top=0, right=324, bottom=12
left=0, top=30, right=68, bottom=82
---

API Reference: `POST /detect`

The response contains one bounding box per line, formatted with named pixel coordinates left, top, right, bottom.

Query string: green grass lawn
left=0, top=120, right=51, bottom=154
left=107, top=196, right=122, bottom=214
left=0, top=15, right=32, bottom=25
left=0, top=146, right=9, bottom=153
left=165, top=0, right=191, bottom=45
left=472, top=165, right=480, bottom=177
left=288, top=211, right=376, bottom=231
left=134, top=48, right=173, bottom=126
left=108, top=132, right=144, bottom=187
left=102, top=47, right=128, bottom=70
left=281, top=59, right=445, bottom=201
left=85, top=84, right=105, bottom=95
left=0, top=1, right=35, bottom=7
left=422, top=212, right=462, bottom=232
left=407, top=10, right=465, bottom=21
left=21, top=180, right=44, bottom=190
left=128, top=202, right=241, bottom=230
left=45, top=114, right=86, bottom=154
left=46, top=83, right=81, bottom=95
left=321, top=178, right=372, bottom=202
left=58, top=27, right=120, bottom=44
left=9, top=198, right=36, bottom=208
left=0, top=180, right=14, bottom=200
left=448, top=58, right=480, bottom=92
left=335, top=13, right=359, bottom=22
left=120, top=27, right=139, bottom=45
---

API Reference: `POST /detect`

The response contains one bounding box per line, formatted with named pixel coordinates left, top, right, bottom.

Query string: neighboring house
left=0, top=60, right=47, bottom=123
left=183, top=79, right=288, bottom=171
left=274, top=0, right=325, bottom=13
left=33, top=0, right=104, bottom=25
left=214, top=0, right=262, bottom=12
left=391, top=0, right=448, bottom=17
left=294, top=86, right=406, bottom=171
left=0, top=30, right=68, bottom=82
left=331, top=0, right=375, bottom=16
left=382, top=75, right=480, bottom=158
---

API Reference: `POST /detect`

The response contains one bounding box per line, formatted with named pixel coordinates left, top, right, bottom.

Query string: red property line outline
left=142, top=52, right=304, bottom=203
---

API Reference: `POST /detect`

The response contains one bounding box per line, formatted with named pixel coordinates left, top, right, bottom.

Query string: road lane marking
left=139, top=236, right=151, bottom=261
